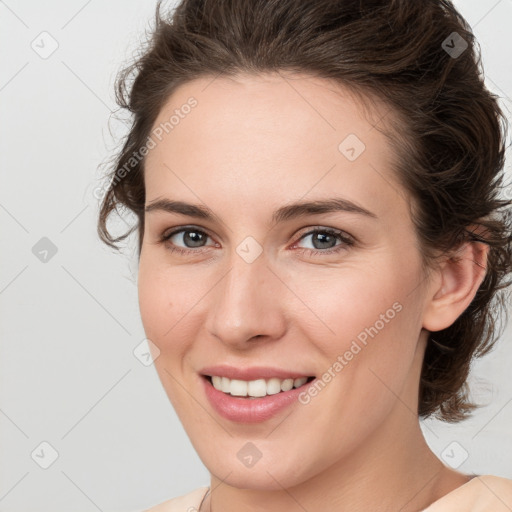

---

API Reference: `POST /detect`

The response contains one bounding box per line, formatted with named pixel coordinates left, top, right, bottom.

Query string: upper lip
left=200, top=365, right=315, bottom=381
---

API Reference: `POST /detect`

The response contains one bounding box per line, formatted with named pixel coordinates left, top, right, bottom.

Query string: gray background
left=1, top=1, right=511, bottom=511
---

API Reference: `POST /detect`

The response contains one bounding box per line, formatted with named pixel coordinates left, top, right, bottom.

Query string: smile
left=201, top=370, right=317, bottom=423
left=207, top=375, right=315, bottom=398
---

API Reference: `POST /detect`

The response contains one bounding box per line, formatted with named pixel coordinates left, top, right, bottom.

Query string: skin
left=138, top=72, right=489, bottom=512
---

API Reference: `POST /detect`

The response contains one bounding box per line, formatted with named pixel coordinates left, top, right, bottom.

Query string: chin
left=200, top=448, right=318, bottom=491
left=212, top=467, right=304, bottom=491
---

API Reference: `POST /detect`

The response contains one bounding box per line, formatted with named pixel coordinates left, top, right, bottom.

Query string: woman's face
left=138, top=72, right=433, bottom=489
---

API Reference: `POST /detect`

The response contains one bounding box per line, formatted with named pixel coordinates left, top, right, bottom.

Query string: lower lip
left=202, top=376, right=314, bottom=423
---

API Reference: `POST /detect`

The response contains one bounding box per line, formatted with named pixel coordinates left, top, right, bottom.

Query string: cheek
left=137, top=251, right=187, bottom=334
left=137, top=258, right=206, bottom=367
left=137, top=258, right=185, bottom=361
left=137, top=264, right=193, bottom=408
left=137, top=270, right=167, bottom=340
left=291, top=265, right=404, bottom=343
left=294, top=259, right=422, bottom=389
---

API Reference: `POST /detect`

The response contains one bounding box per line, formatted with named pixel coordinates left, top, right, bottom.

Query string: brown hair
left=97, top=0, right=512, bottom=422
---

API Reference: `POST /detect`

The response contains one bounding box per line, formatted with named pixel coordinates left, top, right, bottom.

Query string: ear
left=422, top=240, right=489, bottom=332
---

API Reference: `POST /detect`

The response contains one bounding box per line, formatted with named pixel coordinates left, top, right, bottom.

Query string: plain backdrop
left=1, top=0, right=511, bottom=511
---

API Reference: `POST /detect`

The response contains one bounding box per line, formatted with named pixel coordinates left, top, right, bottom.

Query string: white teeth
left=247, top=379, right=267, bottom=397
left=266, top=378, right=282, bottom=395
left=221, top=376, right=231, bottom=393
left=209, top=375, right=312, bottom=397
left=211, top=376, right=222, bottom=389
left=294, top=377, right=308, bottom=388
left=280, top=378, right=294, bottom=392
left=230, top=379, right=248, bottom=396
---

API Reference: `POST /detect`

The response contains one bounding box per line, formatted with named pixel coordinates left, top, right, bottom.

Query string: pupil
left=185, top=231, right=204, bottom=247
left=314, top=232, right=335, bottom=249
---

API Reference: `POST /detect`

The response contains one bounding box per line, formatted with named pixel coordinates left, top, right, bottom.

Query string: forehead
left=148, top=71, right=394, bottom=154
left=144, top=72, right=407, bottom=222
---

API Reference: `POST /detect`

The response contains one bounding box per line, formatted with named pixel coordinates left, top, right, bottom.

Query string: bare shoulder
left=423, top=475, right=512, bottom=511
left=471, top=475, right=512, bottom=503
left=143, top=487, right=209, bottom=512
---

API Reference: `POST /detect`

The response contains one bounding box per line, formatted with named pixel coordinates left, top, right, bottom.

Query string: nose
left=205, top=249, right=287, bottom=350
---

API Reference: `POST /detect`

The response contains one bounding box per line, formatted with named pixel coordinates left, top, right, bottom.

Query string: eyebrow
left=145, top=197, right=377, bottom=224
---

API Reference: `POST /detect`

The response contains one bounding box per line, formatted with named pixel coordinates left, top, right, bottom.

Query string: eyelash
left=158, top=225, right=355, bottom=257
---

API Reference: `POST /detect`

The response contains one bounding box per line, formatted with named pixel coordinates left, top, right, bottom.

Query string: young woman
left=97, top=0, right=512, bottom=510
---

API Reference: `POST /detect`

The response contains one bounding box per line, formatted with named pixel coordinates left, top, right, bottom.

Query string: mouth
left=199, top=365, right=318, bottom=422
left=202, top=374, right=316, bottom=399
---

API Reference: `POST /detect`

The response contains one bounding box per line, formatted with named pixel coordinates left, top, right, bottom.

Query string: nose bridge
left=206, top=246, right=285, bottom=347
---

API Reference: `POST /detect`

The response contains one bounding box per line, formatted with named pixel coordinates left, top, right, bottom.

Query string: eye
left=293, top=227, right=354, bottom=256
left=159, top=226, right=216, bottom=255
left=158, top=225, right=354, bottom=257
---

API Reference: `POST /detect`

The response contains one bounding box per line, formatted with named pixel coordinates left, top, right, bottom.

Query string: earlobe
left=422, top=241, right=489, bottom=332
